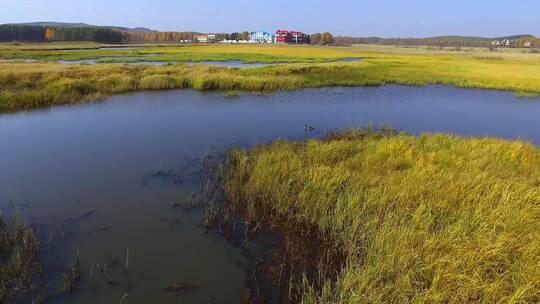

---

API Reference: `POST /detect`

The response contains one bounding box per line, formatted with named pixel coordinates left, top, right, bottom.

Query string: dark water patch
left=188, top=58, right=361, bottom=68
left=1, top=85, right=540, bottom=303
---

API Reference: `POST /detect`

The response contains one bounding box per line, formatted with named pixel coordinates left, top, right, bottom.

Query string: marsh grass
left=219, top=130, right=540, bottom=303
left=2, top=44, right=540, bottom=112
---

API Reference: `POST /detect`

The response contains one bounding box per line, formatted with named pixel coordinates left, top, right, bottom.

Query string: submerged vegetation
left=1, top=44, right=540, bottom=112
left=213, top=129, right=540, bottom=303
left=0, top=213, right=42, bottom=303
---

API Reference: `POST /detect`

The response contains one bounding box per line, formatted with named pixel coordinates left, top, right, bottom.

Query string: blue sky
left=2, top=0, right=539, bottom=37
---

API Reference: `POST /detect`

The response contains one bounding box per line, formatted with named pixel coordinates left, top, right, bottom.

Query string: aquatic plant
left=0, top=213, right=42, bottom=303
left=217, top=129, right=540, bottom=303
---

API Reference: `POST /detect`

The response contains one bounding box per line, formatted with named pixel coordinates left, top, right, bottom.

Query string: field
left=1, top=43, right=540, bottom=112
left=218, top=129, right=540, bottom=303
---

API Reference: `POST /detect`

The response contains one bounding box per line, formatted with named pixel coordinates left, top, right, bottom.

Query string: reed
left=219, top=129, right=540, bottom=303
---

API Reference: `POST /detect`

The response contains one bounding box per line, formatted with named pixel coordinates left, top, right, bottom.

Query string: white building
left=491, top=39, right=516, bottom=48
left=249, top=31, right=275, bottom=44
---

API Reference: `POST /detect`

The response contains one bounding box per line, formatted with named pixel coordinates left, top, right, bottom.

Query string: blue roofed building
left=249, top=31, right=275, bottom=44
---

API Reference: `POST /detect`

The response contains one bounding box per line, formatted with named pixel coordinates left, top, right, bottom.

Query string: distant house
left=275, top=30, right=308, bottom=44
left=524, top=41, right=533, bottom=48
left=249, top=31, right=275, bottom=44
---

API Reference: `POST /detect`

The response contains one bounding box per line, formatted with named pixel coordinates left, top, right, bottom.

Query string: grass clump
left=219, top=129, right=540, bottom=303
left=0, top=213, right=42, bottom=303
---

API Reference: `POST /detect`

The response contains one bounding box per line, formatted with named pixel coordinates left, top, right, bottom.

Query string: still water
left=1, top=58, right=361, bottom=67
left=1, top=86, right=539, bottom=303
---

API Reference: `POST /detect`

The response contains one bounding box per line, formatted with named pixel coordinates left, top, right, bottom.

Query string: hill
left=3, top=22, right=156, bottom=33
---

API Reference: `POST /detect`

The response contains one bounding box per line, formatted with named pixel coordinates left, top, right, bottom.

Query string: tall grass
left=2, top=44, right=540, bottom=112
left=220, top=130, right=540, bottom=303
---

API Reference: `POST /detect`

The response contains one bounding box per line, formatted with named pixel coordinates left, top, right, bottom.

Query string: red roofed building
left=275, top=30, right=308, bottom=44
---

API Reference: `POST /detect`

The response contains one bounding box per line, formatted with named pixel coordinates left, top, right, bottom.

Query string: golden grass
left=1, top=44, right=540, bottom=112
left=221, top=130, right=540, bottom=303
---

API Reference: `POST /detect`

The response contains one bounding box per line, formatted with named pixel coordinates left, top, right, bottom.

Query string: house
left=524, top=41, right=533, bottom=48
left=275, top=30, right=307, bottom=44
left=249, top=31, right=275, bottom=44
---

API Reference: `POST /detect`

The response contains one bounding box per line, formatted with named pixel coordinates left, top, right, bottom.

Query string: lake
left=1, top=85, right=539, bottom=303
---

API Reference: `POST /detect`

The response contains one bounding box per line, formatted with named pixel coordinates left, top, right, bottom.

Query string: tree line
left=309, top=33, right=335, bottom=45
left=0, top=25, right=123, bottom=43
left=45, top=27, right=123, bottom=43
left=516, top=37, right=539, bottom=49
left=122, top=31, right=198, bottom=43
left=0, top=25, right=47, bottom=42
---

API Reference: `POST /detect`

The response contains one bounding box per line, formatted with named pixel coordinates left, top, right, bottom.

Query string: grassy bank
left=218, top=130, right=540, bottom=303
left=1, top=44, right=540, bottom=112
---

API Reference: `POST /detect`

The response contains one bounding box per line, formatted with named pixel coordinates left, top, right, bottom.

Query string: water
left=188, top=58, right=361, bottom=68
left=1, top=57, right=361, bottom=67
left=0, top=58, right=42, bottom=63
left=1, top=85, right=539, bottom=303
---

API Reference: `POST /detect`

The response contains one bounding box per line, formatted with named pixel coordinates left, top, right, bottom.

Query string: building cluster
left=274, top=30, right=308, bottom=44
left=193, top=30, right=309, bottom=44
left=491, top=39, right=516, bottom=48
left=491, top=39, right=536, bottom=48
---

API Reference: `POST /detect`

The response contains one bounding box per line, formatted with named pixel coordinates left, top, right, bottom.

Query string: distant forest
left=0, top=25, right=123, bottom=43
left=333, top=35, right=539, bottom=48
left=333, top=36, right=492, bottom=47
left=122, top=31, right=197, bottom=43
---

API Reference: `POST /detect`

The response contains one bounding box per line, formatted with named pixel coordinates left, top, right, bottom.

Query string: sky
left=2, top=0, right=539, bottom=37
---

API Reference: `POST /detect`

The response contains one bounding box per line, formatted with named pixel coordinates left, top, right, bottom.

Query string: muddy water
left=1, top=86, right=540, bottom=303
